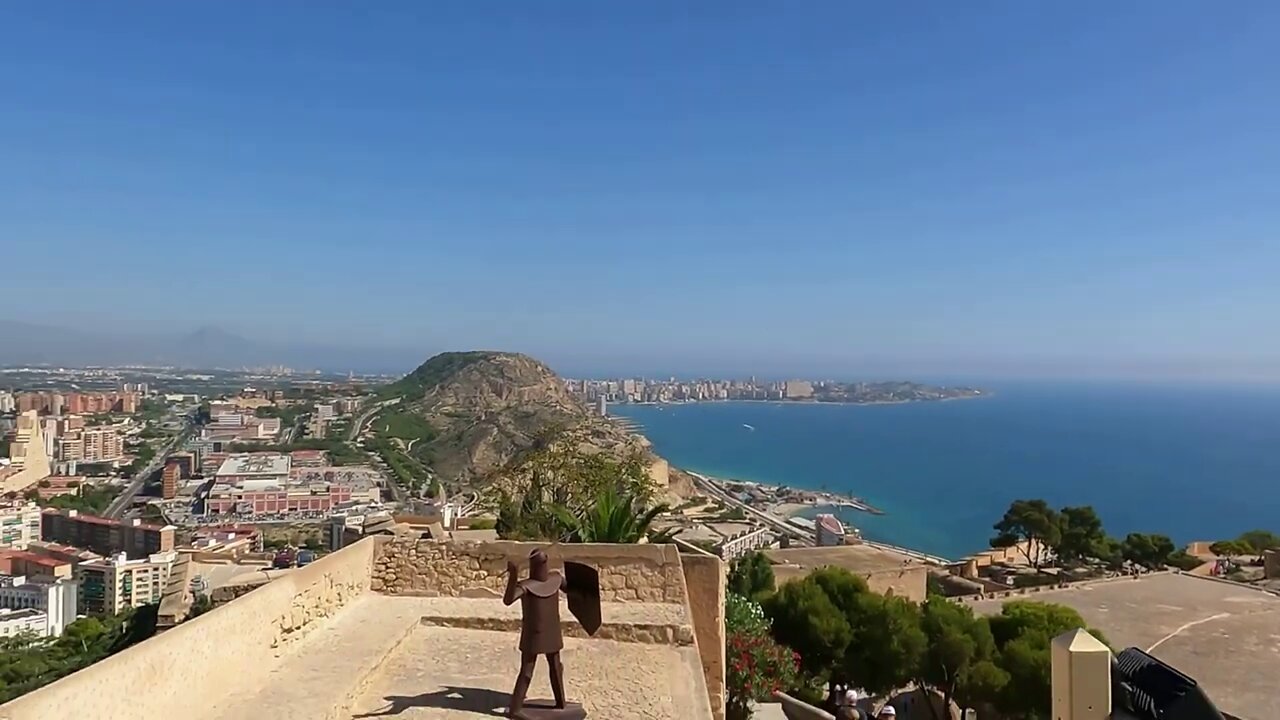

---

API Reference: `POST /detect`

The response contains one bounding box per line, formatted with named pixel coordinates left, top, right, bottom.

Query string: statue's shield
left=563, top=561, right=602, bottom=636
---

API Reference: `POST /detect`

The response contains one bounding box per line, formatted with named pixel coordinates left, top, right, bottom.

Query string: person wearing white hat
left=876, top=705, right=897, bottom=719
left=835, top=687, right=861, bottom=719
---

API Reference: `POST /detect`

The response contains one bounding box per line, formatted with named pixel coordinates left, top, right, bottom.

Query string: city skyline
left=4, top=4, right=1280, bottom=381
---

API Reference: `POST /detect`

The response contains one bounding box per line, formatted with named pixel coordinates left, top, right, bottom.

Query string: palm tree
left=556, top=485, right=671, bottom=543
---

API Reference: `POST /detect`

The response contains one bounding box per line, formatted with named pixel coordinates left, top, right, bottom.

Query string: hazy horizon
left=2, top=317, right=1278, bottom=386
left=4, top=4, right=1279, bottom=382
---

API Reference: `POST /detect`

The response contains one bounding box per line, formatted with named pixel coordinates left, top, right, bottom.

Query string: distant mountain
left=380, top=351, right=667, bottom=488
left=0, top=319, right=424, bottom=373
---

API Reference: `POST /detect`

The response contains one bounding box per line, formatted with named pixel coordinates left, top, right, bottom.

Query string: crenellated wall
left=371, top=537, right=688, bottom=604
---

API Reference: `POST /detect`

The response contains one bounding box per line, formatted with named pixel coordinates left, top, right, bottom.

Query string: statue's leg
left=510, top=652, right=538, bottom=715
left=547, top=652, right=565, bottom=708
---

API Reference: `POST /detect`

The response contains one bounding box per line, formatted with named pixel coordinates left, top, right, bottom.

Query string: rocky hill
left=378, top=351, right=662, bottom=489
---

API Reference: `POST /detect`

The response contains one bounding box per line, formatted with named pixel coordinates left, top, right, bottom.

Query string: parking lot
left=970, top=572, right=1280, bottom=719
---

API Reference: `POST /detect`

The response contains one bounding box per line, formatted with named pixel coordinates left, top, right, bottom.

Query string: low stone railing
left=371, top=536, right=689, bottom=604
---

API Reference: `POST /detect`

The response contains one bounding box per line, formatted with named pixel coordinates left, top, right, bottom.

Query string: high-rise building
left=62, top=392, right=140, bottom=415
left=0, top=392, right=14, bottom=414
left=167, top=452, right=196, bottom=478
left=77, top=551, right=175, bottom=615
left=41, top=510, right=175, bottom=560
left=0, top=503, right=43, bottom=550
left=57, top=427, right=124, bottom=463
left=161, top=462, right=181, bottom=500
left=596, top=395, right=608, bottom=417
left=784, top=380, right=814, bottom=399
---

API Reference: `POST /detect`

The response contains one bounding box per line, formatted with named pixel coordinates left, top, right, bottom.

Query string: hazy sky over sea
left=3, top=3, right=1279, bottom=381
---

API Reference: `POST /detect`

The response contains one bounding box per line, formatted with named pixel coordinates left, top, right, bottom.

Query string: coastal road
left=689, top=472, right=815, bottom=546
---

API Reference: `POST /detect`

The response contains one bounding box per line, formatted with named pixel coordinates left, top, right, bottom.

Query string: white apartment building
left=0, top=502, right=43, bottom=549
left=78, top=551, right=176, bottom=615
left=0, top=574, right=77, bottom=636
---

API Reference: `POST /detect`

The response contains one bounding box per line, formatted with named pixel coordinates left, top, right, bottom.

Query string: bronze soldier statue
left=503, top=548, right=600, bottom=719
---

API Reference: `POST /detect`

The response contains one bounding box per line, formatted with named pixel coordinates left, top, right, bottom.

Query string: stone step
left=207, top=595, right=428, bottom=720
left=411, top=596, right=696, bottom=646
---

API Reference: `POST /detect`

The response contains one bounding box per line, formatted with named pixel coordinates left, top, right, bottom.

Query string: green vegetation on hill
left=376, top=411, right=436, bottom=442
left=371, top=351, right=645, bottom=494
left=378, top=351, right=501, bottom=400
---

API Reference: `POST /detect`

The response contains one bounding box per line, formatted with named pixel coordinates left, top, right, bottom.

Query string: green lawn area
left=376, top=411, right=436, bottom=441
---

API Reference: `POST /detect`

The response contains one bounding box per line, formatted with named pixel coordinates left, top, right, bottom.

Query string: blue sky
left=3, top=3, right=1279, bottom=379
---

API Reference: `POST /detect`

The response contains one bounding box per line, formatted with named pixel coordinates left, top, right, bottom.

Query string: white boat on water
left=742, top=424, right=755, bottom=431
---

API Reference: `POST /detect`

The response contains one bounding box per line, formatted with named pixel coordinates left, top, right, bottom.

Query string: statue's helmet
left=529, top=548, right=550, bottom=581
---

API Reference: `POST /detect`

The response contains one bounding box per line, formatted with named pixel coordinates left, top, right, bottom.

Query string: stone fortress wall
left=0, top=537, right=376, bottom=720
left=0, top=535, right=728, bottom=720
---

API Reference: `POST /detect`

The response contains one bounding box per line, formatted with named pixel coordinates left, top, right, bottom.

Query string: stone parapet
left=0, top=537, right=375, bottom=720
left=371, top=536, right=689, bottom=604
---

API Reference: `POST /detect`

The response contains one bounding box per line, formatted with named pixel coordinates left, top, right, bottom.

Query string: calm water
left=612, top=382, right=1280, bottom=559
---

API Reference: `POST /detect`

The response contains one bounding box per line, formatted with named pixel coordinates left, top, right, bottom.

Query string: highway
left=350, top=398, right=406, bottom=504
left=348, top=397, right=400, bottom=441
left=105, top=420, right=191, bottom=519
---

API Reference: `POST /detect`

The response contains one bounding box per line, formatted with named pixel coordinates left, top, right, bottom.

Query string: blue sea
left=612, top=381, right=1280, bottom=560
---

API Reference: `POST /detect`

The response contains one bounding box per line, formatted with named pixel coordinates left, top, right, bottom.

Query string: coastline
left=620, top=392, right=990, bottom=408
left=687, top=470, right=953, bottom=564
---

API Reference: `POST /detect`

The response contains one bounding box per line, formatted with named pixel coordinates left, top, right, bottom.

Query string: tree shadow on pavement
left=352, top=686, right=508, bottom=717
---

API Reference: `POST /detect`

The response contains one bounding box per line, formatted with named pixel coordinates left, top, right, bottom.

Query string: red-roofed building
left=0, top=550, right=72, bottom=580
left=40, top=510, right=175, bottom=559
left=815, top=513, right=848, bottom=547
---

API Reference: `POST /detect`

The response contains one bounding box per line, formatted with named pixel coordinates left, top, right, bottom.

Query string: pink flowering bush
left=726, top=594, right=799, bottom=720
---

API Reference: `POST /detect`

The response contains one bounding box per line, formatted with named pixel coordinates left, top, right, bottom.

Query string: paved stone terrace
left=969, top=573, right=1280, bottom=720
left=347, top=626, right=713, bottom=720
left=204, top=594, right=711, bottom=720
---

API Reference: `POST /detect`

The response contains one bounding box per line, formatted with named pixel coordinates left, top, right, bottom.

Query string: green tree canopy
left=1237, top=530, right=1280, bottom=554
left=991, top=499, right=1060, bottom=569
left=843, top=593, right=926, bottom=696
left=1055, top=505, right=1107, bottom=564
left=728, top=552, right=776, bottom=600
left=918, top=597, right=1005, bottom=717
left=986, top=601, right=1103, bottom=719
left=1210, top=539, right=1254, bottom=557
left=1120, top=533, right=1176, bottom=570
left=763, top=579, right=851, bottom=683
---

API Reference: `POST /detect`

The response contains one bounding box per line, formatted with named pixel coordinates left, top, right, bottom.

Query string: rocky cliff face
left=383, top=351, right=650, bottom=487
